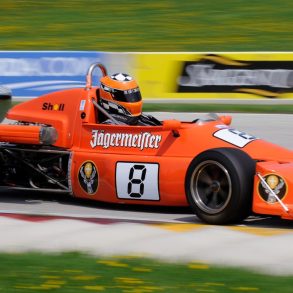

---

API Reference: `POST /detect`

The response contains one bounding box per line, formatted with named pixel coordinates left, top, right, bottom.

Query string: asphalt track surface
left=1, top=113, right=293, bottom=275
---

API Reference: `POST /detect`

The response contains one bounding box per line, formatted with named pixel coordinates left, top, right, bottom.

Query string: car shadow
left=0, top=190, right=192, bottom=214
left=0, top=190, right=293, bottom=229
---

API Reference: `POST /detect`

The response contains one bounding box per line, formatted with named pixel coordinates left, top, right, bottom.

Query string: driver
left=98, top=73, right=161, bottom=126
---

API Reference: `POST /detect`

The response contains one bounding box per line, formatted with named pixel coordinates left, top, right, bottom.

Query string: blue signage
left=0, top=51, right=104, bottom=99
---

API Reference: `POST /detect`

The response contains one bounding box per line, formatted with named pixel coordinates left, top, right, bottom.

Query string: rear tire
left=185, top=148, right=255, bottom=225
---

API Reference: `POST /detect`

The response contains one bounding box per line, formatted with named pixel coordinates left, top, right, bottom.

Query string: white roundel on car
left=214, top=128, right=258, bottom=148
left=111, top=73, right=133, bottom=82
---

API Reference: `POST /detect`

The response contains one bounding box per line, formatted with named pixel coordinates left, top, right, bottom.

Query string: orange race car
left=0, top=63, right=293, bottom=225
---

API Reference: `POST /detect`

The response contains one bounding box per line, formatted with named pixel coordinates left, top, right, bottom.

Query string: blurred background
left=0, top=0, right=292, bottom=51
left=1, top=0, right=293, bottom=114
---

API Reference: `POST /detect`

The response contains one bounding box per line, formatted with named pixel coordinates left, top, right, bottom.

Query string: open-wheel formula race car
left=1, top=63, right=293, bottom=225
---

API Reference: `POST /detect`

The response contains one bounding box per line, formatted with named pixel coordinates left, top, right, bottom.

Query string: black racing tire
left=185, top=148, right=256, bottom=225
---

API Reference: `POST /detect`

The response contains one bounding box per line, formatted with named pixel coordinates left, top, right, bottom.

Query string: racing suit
left=99, top=100, right=161, bottom=126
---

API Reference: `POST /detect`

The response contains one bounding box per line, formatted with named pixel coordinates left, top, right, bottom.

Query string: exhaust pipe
left=0, top=124, right=58, bottom=145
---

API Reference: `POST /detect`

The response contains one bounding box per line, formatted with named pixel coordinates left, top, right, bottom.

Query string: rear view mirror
left=219, top=115, right=232, bottom=125
left=162, top=119, right=181, bottom=137
left=162, top=119, right=181, bottom=131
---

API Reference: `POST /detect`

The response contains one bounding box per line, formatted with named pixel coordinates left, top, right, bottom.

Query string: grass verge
left=2, top=101, right=293, bottom=122
left=143, top=103, right=293, bottom=114
left=0, top=0, right=292, bottom=51
left=0, top=252, right=292, bottom=292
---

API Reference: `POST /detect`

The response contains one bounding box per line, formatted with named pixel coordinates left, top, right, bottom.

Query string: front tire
left=185, top=148, right=255, bottom=225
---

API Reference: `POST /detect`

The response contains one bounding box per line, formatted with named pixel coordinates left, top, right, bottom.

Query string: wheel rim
left=190, top=160, right=232, bottom=214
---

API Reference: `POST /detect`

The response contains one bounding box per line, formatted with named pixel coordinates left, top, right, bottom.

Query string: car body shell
left=3, top=85, right=293, bottom=221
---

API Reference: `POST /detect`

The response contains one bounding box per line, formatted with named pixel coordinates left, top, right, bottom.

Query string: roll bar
left=85, top=63, right=108, bottom=89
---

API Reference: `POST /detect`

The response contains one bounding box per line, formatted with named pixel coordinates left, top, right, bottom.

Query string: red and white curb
left=1, top=213, right=293, bottom=275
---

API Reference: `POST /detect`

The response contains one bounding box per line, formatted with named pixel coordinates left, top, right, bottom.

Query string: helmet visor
left=101, top=84, right=142, bottom=102
left=112, top=87, right=142, bottom=102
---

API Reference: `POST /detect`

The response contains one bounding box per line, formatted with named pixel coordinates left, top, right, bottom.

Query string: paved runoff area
left=1, top=213, right=293, bottom=276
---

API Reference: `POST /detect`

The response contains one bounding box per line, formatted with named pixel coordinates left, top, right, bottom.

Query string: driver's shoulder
left=139, top=113, right=162, bottom=126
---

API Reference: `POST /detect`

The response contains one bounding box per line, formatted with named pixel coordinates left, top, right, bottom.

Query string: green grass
left=143, top=103, right=293, bottom=113
left=0, top=0, right=292, bottom=51
left=2, top=101, right=293, bottom=123
left=0, top=252, right=292, bottom=292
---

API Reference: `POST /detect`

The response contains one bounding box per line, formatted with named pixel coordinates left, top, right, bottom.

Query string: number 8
left=127, top=164, right=146, bottom=198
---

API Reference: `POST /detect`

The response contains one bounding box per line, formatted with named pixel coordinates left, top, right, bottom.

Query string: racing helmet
left=99, top=73, right=142, bottom=116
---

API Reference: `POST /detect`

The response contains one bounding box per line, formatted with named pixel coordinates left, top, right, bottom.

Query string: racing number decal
left=128, top=164, right=146, bottom=198
left=214, top=128, right=258, bottom=148
left=116, top=162, right=159, bottom=200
